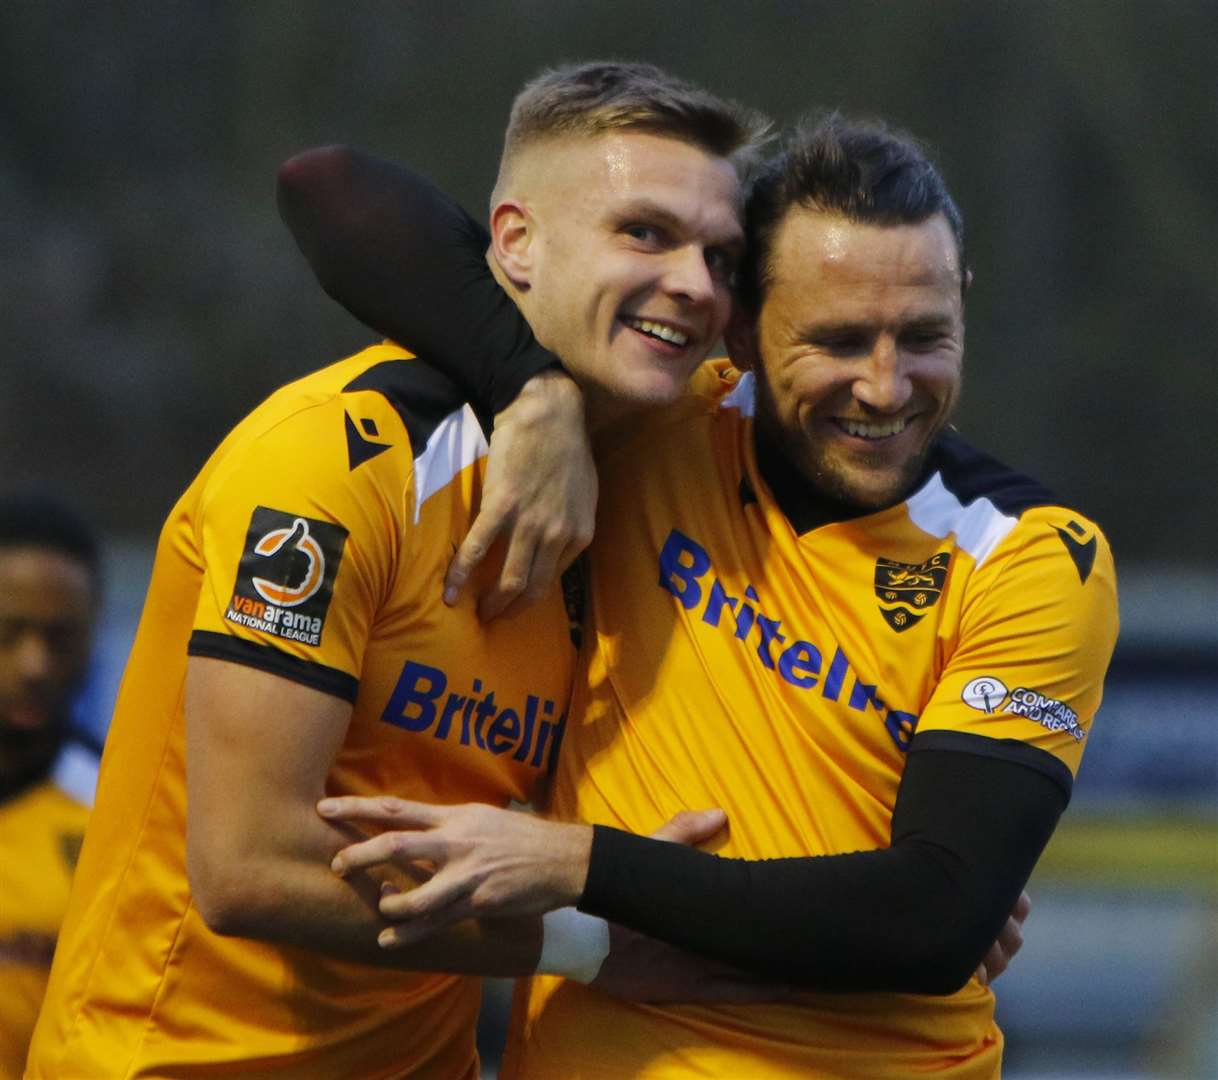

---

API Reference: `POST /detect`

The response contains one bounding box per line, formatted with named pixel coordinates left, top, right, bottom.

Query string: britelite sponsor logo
left=226, top=507, right=347, bottom=647
left=658, top=527, right=920, bottom=751
left=380, top=660, right=565, bottom=771
left=962, top=674, right=1085, bottom=742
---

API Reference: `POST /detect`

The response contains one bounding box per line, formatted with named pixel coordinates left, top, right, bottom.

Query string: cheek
left=924, top=359, right=963, bottom=409
left=710, top=288, right=734, bottom=336
left=784, top=368, right=844, bottom=420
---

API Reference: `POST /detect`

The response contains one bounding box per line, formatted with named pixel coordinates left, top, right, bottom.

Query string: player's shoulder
left=208, top=341, right=490, bottom=478
left=252, top=341, right=482, bottom=449
left=911, top=429, right=1113, bottom=581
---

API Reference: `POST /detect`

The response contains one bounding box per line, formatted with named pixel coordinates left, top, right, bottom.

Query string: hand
left=319, top=797, right=594, bottom=944
left=975, top=890, right=1031, bottom=986
left=445, top=371, right=595, bottom=620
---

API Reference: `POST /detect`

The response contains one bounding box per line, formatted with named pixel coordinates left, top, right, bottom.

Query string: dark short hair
left=0, top=490, right=101, bottom=586
left=738, top=114, right=967, bottom=311
left=495, top=61, right=770, bottom=196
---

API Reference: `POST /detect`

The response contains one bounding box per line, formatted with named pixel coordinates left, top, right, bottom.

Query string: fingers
left=317, top=795, right=445, bottom=829
left=377, top=909, right=461, bottom=949
left=975, top=941, right=1000, bottom=986
left=977, top=910, right=1027, bottom=986
left=377, top=868, right=474, bottom=922
left=1012, top=890, right=1032, bottom=925
left=477, top=521, right=538, bottom=621
left=330, top=830, right=441, bottom=876
left=996, top=911, right=1025, bottom=963
left=444, top=510, right=505, bottom=606
left=649, top=809, right=728, bottom=846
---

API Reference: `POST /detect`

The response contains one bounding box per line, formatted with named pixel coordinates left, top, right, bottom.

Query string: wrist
left=498, top=368, right=583, bottom=427
left=545, top=821, right=595, bottom=908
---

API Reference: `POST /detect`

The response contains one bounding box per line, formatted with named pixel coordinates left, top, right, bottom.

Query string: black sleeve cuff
left=908, top=729, right=1074, bottom=803
left=188, top=630, right=359, bottom=703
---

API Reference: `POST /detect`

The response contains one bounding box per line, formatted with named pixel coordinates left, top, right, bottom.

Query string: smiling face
left=492, top=130, right=744, bottom=414
left=736, top=207, right=965, bottom=510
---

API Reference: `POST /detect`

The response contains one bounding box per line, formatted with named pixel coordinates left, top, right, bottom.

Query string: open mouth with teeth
left=621, top=315, right=691, bottom=349
left=833, top=417, right=910, bottom=440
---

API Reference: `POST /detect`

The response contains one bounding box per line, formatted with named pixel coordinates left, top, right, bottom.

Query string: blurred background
left=3, top=2, right=1214, bottom=1076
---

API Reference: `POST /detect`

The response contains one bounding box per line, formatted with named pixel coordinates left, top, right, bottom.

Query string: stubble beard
left=753, top=375, right=938, bottom=513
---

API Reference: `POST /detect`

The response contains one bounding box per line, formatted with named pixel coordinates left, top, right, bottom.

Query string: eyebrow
left=609, top=197, right=745, bottom=248
left=799, top=315, right=956, bottom=338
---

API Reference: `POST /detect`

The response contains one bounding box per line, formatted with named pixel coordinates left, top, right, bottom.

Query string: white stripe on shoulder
left=413, top=403, right=489, bottom=523
left=52, top=742, right=100, bottom=807
left=906, top=472, right=1018, bottom=567
left=719, top=371, right=756, bottom=415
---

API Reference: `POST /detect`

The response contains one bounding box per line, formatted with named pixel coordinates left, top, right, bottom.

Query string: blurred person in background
left=0, top=491, right=101, bottom=1079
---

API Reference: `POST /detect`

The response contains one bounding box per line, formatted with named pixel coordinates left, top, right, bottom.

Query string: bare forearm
left=198, top=815, right=541, bottom=975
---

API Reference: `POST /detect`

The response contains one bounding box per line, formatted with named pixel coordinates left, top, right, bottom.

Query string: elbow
left=276, top=144, right=357, bottom=267
left=897, top=957, right=980, bottom=996
left=886, top=925, right=994, bottom=996
left=188, top=843, right=275, bottom=939
left=190, top=865, right=254, bottom=938
left=276, top=145, right=355, bottom=209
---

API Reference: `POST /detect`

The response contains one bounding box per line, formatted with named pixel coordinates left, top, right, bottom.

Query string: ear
left=489, top=198, right=534, bottom=287
left=724, top=304, right=760, bottom=372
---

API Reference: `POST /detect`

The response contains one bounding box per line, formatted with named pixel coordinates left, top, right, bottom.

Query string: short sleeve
left=914, top=509, right=1118, bottom=782
left=187, top=394, right=411, bottom=702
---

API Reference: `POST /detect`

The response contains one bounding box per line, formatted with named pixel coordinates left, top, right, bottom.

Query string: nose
left=663, top=245, right=717, bottom=308
left=15, top=631, right=53, bottom=682
left=853, top=339, right=912, bottom=413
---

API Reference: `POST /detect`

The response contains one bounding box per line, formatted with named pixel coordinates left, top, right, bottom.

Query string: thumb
left=649, top=808, right=728, bottom=846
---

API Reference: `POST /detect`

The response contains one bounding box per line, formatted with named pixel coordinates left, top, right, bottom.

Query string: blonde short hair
left=494, top=61, right=770, bottom=198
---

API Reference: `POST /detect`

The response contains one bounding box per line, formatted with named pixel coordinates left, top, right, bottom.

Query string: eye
left=902, top=329, right=950, bottom=353
left=813, top=334, right=868, bottom=357
left=623, top=223, right=662, bottom=246
left=704, top=247, right=739, bottom=284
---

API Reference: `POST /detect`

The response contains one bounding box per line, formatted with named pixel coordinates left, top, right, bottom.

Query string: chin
left=610, top=369, right=689, bottom=408
left=810, top=456, right=918, bottom=511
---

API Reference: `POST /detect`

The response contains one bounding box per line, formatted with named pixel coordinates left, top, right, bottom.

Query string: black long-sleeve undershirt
left=581, top=736, right=1068, bottom=994
left=277, top=145, right=561, bottom=417
left=274, top=147, right=1072, bottom=994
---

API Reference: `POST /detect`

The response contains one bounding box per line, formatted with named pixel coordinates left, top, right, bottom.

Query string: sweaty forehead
left=539, top=131, right=742, bottom=233
left=771, top=209, right=960, bottom=291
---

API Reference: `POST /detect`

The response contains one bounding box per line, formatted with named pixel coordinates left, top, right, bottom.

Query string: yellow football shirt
left=28, top=344, right=574, bottom=1079
left=0, top=770, right=89, bottom=1080
left=505, top=362, right=1117, bottom=1079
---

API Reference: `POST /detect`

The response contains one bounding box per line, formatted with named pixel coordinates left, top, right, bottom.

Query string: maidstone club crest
left=874, top=552, right=950, bottom=633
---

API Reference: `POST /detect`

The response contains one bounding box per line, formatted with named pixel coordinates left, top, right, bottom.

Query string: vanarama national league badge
left=225, top=507, right=347, bottom=646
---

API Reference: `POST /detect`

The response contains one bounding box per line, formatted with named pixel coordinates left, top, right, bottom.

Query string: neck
left=0, top=728, right=63, bottom=804
left=583, top=386, right=651, bottom=436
